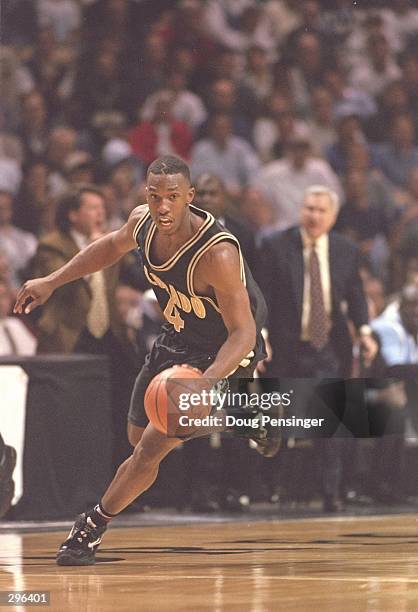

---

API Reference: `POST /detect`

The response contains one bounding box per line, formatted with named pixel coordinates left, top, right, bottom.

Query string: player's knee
left=127, top=423, right=144, bottom=447
left=131, top=440, right=161, bottom=469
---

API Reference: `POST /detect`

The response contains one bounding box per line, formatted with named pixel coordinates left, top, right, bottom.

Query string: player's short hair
left=146, top=155, right=191, bottom=183
left=303, top=185, right=340, bottom=213
left=56, top=184, right=104, bottom=233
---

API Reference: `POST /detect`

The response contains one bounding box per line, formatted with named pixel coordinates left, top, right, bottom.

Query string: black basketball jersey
left=133, top=204, right=267, bottom=362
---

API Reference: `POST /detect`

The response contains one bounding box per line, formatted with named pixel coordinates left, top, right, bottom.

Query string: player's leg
left=100, top=423, right=182, bottom=514
left=56, top=359, right=181, bottom=566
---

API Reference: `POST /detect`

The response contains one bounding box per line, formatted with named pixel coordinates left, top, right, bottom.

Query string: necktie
left=86, top=271, right=110, bottom=339
left=2, top=322, right=18, bottom=355
left=308, top=244, right=329, bottom=350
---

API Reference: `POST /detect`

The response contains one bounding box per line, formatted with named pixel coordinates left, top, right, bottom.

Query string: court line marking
left=3, top=574, right=418, bottom=584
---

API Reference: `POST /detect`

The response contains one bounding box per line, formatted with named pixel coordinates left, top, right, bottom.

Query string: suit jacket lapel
left=290, top=229, right=304, bottom=325
left=328, top=233, right=338, bottom=314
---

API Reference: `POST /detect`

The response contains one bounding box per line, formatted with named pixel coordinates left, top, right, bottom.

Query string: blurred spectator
left=140, top=72, right=207, bottom=133
left=326, top=114, right=368, bottom=176
left=0, top=254, right=14, bottom=287
left=37, top=0, right=81, bottom=45
left=203, top=77, right=254, bottom=143
left=306, top=87, right=337, bottom=156
left=129, top=91, right=192, bottom=166
left=320, top=0, right=359, bottom=48
left=240, top=46, right=274, bottom=104
left=165, top=0, right=216, bottom=71
left=135, top=33, right=168, bottom=109
left=0, top=47, right=34, bottom=132
left=0, top=158, right=22, bottom=197
left=253, top=92, right=310, bottom=162
left=82, top=0, right=142, bottom=56
left=203, top=0, right=276, bottom=54
left=287, top=31, right=329, bottom=118
left=372, top=113, right=418, bottom=188
left=391, top=167, right=418, bottom=251
left=18, top=91, right=49, bottom=160
left=253, top=132, right=342, bottom=231
left=240, top=186, right=278, bottom=247
left=344, top=141, right=397, bottom=213
left=64, top=151, right=95, bottom=186
left=1, top=0, right=38, bottom=46
left=363, top=274, right=386, bottom=320
left=336, top=169, right=398, bottom=279
left=25, top=27, right=75, bottom=117
left=349, top=33, right=402, bottom=99
left=344, top=12, right=392, bottom=70
left=0, top=279, right=37, bottom=356
left=193, top=173, right=256, bottom=273
left=367, top=80, right=413, bottom=143
left=191, top=112, right=260, bottom=199
left=322, top=66, right=377, bottom=121
left=0, top=110, right=24, bottom=165
left=14, top=158, right=54, bottom=236
left=31, top=185, right=120, bottom=354
left=400, top=51, right=418, bottom=120
left=379, top=0, right=418, bottom=55
left=263, top=0, right=301, bottom=48
left=0, top=432, right=17, bottom=519
left=70, top=44, right=130, bottom=131
left=45, top=126, right=77, bottom=197
left=0, top=191, right=37, bottom=287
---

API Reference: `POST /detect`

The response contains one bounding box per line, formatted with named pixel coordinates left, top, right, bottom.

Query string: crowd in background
left=1, top=0, right=418, bottom=513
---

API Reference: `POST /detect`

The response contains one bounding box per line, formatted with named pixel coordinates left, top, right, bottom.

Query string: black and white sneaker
left=243, top=405, right=282, bottom=458
left=56, top=513, right=107, bottom=566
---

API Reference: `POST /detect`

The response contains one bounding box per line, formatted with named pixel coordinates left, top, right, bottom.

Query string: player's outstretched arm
left=199, top=242, right=256, bottom=381
left=14, top=205, right=147, bottom=314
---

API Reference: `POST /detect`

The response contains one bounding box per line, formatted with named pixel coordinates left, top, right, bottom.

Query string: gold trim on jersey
left=132, top=207, right=151, bottom=242
left=186, top=232, right=246, bottom=313
left=144, top=206, right=215, bottom=271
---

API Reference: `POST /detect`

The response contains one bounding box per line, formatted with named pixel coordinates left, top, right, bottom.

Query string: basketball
left=145, top=364, right=210, bottom=436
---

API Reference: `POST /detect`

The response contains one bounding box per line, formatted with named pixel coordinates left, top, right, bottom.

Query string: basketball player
left=14, top=155, right=277, bottom=566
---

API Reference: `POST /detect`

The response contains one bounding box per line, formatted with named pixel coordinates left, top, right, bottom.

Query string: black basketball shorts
left=127, top=329, right=256, bottom=429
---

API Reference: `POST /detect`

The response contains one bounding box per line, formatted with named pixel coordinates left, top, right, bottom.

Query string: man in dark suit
left=194, top=173, right=257, bottom=275
left=261, top=184, right=377, bottom=511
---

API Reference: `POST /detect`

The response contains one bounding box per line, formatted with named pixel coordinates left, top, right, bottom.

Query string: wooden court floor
left=2, top=514, right=418, bottom=611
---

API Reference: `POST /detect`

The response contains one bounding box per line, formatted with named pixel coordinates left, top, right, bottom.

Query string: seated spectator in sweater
left=191, top=112, right=260, bottom=199
left=372, top=112, right=418, bottom=189
left=0, top=191, right=37, bottom=287
left=0, top=278, right=36, bottom=355
left=129, top=91, right=192, bottom=166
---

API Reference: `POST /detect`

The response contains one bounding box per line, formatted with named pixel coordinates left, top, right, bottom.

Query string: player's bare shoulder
left=199, top=240, right=241, bottom=287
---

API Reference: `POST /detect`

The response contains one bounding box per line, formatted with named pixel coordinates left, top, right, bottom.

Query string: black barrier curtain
left=0, top=356, right=113, bottom=520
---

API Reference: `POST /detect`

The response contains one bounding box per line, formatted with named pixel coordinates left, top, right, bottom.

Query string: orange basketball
left=145, top=364, right=209, bottom=436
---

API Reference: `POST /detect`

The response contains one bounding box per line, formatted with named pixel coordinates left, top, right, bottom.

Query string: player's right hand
left=13, top=277, right=55, bottom=314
